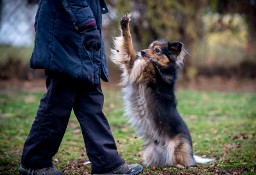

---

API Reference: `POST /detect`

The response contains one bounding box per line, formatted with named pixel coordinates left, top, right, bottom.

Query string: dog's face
left=140, top=40, right=186, bottom=68
left=137, top=40, right=187, bottom=84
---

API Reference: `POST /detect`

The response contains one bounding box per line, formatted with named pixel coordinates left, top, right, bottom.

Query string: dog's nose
left=141, top=50, right=147, bottom=56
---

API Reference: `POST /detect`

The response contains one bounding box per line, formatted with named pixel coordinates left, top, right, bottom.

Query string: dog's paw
left=120, top=13, right=131, bottom=29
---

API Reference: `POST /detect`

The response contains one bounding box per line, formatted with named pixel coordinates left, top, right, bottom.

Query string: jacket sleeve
left=60, top=0, right=96, bottom=30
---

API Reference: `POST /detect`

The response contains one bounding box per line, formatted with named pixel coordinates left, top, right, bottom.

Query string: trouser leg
left=21, top=71, right=76, bottom=169
left=73, top=82, right=124, bottom=174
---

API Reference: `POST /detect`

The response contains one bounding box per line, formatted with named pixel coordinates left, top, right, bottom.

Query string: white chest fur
left=122, top=84, right=159, bottom=142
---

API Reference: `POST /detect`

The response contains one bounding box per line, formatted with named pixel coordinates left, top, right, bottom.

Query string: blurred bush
left=0, top=0, right=255, bottom=81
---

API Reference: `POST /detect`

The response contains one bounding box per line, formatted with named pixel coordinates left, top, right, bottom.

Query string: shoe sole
left=128, top=169, right=143, bottom=175
left=93, top=169, right=143, bottom=175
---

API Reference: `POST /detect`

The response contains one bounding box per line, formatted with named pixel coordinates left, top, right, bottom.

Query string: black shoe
left=96, top=163, right=143, bottom=175
left=19, top=165, right=62, bottom=175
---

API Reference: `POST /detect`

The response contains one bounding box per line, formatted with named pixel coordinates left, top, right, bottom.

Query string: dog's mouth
left=136, top=52, right=142, bottom=58
left=136, top=52, right=152, bottom=62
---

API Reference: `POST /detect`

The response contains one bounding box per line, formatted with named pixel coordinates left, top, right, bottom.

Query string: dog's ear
left=168, top=42, right=183, bottom=56
left=168, top=41, right=188, bottom=68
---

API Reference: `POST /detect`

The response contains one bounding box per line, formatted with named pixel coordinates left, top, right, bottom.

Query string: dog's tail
left=193, top=155, right=214, bottom=164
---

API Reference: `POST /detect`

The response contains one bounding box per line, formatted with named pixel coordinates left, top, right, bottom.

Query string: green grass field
left=0, top=88, right=255, bottom=175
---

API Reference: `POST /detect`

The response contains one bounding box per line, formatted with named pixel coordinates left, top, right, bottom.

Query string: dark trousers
left=21, top=71, right=124, bottom=174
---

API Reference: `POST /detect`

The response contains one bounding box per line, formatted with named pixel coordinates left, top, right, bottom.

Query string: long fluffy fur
left=111, top=14, right=214, bottom=167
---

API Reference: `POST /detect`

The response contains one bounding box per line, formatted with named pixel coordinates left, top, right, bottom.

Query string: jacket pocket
left=91, top=49, right=101, bottom=83
left=81, top=47, right=101, bottom=84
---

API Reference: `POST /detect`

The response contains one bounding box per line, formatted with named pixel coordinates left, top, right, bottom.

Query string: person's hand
left=81, top=23, right=101, bottom=51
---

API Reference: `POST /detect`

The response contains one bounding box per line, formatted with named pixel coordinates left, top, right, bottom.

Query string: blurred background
left=0, top=0, right=255, bottom=91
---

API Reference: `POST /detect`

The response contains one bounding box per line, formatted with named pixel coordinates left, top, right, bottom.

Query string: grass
left=0, top=88, right=255, bottom=175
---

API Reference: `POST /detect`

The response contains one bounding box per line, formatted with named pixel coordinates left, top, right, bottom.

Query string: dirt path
left=0, top=76, right=255, bottom=94
left=104, top=76, right=256, bottom=92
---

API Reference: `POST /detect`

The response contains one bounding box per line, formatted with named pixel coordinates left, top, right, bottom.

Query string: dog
left=110, top=14, right=213, bottom=167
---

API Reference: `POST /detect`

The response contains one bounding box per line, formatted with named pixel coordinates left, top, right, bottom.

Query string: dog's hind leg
left=142, top=142, right=165, bottom=166
left=143, top=141, right=174, bottom=166
left=173, top=138, right=196, bottom=167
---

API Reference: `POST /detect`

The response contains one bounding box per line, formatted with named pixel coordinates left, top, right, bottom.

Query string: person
left=19, top=0, right=143, bottom=174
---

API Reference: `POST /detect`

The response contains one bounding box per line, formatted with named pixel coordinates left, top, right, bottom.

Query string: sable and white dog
left=111, top=14, right=213, bottom=167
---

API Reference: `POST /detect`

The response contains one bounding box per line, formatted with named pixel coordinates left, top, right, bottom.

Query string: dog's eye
left=154, top=48, right=161, bottom=54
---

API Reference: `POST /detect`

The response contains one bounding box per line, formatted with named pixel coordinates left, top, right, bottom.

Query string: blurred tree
left=217, top=0, right=256, bottom=60
left=105, top=0, right=207, bottom=50
left=105, top=0, right=255, bottom=58
left=0, top=0, right=2, bottom=25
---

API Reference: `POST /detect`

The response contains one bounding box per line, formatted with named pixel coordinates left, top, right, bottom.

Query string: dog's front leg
left=120, top=14, right=137, bottom=62
left=111, top=14, right=137, bottom=70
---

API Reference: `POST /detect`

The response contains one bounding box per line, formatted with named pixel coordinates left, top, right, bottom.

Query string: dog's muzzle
left=136, top=52, right=142, bottom=58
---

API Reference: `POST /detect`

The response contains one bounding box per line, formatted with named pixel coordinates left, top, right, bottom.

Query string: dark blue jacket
left=30, top=0, right=109, bottom=84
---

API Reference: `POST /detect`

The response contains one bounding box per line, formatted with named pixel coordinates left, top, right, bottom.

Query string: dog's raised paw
left=120, top=13, right=131, bottom=29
